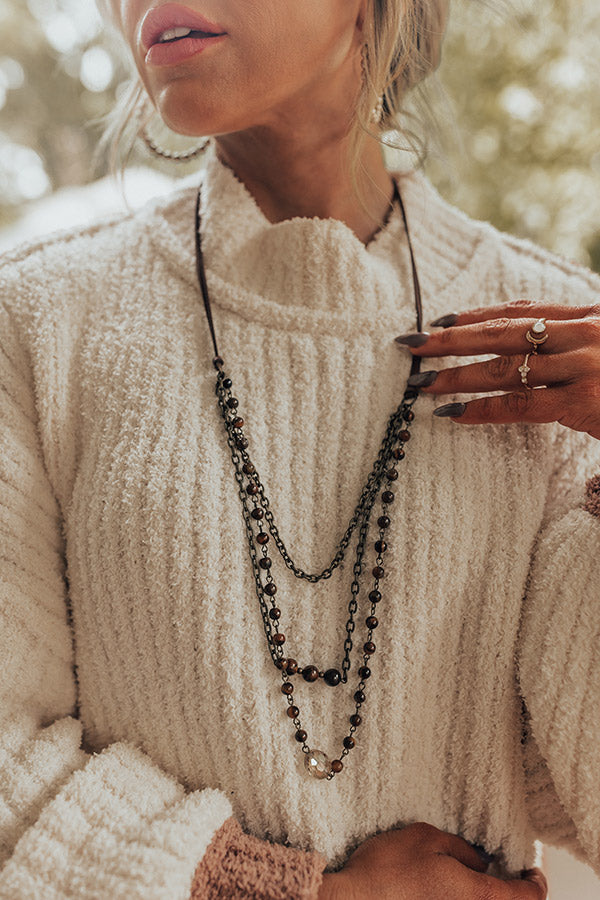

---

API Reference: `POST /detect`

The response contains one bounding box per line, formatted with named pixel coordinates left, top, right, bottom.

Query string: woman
left=1, top=0, right=599, bottom=898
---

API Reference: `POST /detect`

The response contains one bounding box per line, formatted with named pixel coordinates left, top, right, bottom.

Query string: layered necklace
left=194, top=175, right=423, bottom=780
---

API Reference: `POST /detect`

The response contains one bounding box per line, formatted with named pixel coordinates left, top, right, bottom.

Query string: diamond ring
left=518, top=351, right=534, bottom=389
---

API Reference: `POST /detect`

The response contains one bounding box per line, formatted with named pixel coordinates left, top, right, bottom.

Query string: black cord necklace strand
left=194, top=175, right=423, bottom=779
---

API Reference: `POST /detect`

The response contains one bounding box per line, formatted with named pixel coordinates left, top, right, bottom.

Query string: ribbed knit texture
left=1, top=139, right=600, bottom=897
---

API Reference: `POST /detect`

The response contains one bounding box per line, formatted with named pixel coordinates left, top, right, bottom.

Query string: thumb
left=519, top=867, right=548, bottom=899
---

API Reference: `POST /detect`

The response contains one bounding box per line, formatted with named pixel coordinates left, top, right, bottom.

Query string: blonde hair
left=92, top=1, right=451, bottom=218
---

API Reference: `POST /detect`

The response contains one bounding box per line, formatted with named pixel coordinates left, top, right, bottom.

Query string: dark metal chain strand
left=215, top=367, right=417, bottom=679
left=197, top=176, right=424, bottom=779
left=215, top=375, right=281, bottom=662
left=253, top=401, right=411, bottom=582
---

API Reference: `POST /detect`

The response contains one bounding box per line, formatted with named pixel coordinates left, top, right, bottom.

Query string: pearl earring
left=135, top=101, right=210, bottom=162
left=360, top=43, right=385, bottom=126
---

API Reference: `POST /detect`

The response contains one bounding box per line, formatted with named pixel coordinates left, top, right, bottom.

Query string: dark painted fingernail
left=433, top=402, right=466, bottom=418
left=471, top=844, right=495, bottom=866
left=394, top=332, right=430, bottom=347
left=407, top=370, right=438, bottom=387
left=429, top=313, right=458, bottom=328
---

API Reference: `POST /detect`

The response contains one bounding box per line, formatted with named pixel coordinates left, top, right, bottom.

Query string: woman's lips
left=140, top=3, right=227, bottom=53
left=145, top=32, right=226, bottom=66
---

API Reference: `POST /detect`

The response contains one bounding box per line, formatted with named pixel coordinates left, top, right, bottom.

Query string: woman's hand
left=318, top=822, right=547, bottom=900
left=395, top=299, right=600, bottom=440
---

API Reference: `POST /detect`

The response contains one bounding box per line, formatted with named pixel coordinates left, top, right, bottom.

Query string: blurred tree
left=0, top=0, right=599, bottom=270
left=0, top=0, right=120, bottom=227
left=421, top=0, right=600, bottom=270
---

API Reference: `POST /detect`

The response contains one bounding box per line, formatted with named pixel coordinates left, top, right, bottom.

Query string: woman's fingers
left=436, top=386, right=568, bottom=425
left=433, top=383, right=600, bottom=437
left=418, top=350, right=584, bottom=394
left=433, top=831, right=491, bottom=873
left=396, top=316, right=598, bottom=358
left=436, top=298, right=600, bottom=328
left=442, top=859, right=548, bottom=900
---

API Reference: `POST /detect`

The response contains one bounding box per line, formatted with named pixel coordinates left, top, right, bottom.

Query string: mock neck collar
left=144, top=139, right=492, bottom=336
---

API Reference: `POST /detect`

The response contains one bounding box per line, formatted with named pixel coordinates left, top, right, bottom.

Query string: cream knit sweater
left=1, top=140, right=600, bottom=899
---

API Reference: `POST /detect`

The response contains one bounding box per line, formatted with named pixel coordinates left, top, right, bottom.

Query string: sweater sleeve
left=0, top=296, right=326, bottom=899
left=516, top=420, right=600, bottom=875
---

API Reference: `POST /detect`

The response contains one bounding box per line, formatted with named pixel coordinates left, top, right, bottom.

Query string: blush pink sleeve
left=583, top=473, right=600, bottom=518
left=189, top=816, right=327, bottom=900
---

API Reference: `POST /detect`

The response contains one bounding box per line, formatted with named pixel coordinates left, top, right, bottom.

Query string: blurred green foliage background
left=0, top=0, right=599, bottom=271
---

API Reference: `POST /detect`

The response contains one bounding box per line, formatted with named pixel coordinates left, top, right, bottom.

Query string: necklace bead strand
left=214, top=360, right=419, bottom=777
left=197, top=178, right=424, bottom=779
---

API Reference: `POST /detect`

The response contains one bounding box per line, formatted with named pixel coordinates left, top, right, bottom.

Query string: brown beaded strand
left=212, top=369, right=419, bottom=777
left=195, top=175, right=423, bottom=779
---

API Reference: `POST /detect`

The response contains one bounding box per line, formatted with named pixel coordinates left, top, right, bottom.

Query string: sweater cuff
left=189, top=816, right=327, bottom=900
left=583, top=474, right=600, bottom=518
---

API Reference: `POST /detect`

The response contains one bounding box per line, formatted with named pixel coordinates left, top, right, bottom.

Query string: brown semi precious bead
left=377, top=515, right=390, bottom=529
left=358, top=666, right=371, bottom=679
left=259, top=557, right=272, bottom=570
left=369, top=589, right=382, bottom=602
left=364, top=641, right=376, bottom=654
left=287, top=705, right=299, bottom=718
left=343, top=736, right=355, bottom=750
left=302, top=665, right=319, bottom=683
left=285, top=659, right=298, bottom=676
left=246, top=483, right=259, bottom=495
left=295, top=730, right=307, bottom=743
left=256, top=532, right=269, bottom=544
left=393, top=447, right=405, bottom=460
left=242, top=461, right=255, bottom=474
left=331, top=759, right=344, bottom=773
left=404, top=409, right=415, bottom=422
left=275, top=657, right=287, bottom=670
left=251, top=508, right=264, bottom=520
left=235, top=436, right=249, bottom=450
left=354, top=690, right=366, bottom=704
left=386, top=468, right=398, bottom=481
left=232, top=417, right=244, bottom=428
left=264, top=582, right=277, bottom=596
left=366, top=616, right=379, bottom=629
left=281, top=682, right=294, bottom=695
left=399, top=429, right=411, bottom=442
left=226, top=397, right=239, bottom=409
left=323, top=668, right=341, bottom=687
left=372, top=565, right=385, bottom=579
left=222, top=377, right=232, bottom=389
left=382, top=491, right=395, bottom=504
left=350, top=714, right=362, bottom=727
left=373, top=541, right=386, bottom=555
left=273, top=633, right=286, bottom=646
left=268, top=607, right=281, bottom=620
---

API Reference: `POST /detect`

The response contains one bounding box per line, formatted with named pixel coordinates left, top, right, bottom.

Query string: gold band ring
left=526, top=317, right=548, bottom=349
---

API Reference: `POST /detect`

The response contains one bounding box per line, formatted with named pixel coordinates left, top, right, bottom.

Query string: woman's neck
left=214, top=128, right=395, bottom=247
